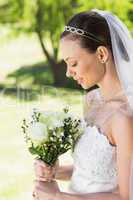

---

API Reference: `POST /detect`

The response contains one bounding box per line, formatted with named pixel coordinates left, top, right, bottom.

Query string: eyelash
left=71, top=63, right=77, bottom=67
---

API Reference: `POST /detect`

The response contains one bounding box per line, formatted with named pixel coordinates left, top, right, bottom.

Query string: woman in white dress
left=33, top=9, right=133, bottom=200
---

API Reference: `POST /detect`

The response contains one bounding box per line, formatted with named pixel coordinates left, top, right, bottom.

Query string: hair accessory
left=64, top=25, right=104, bottom=43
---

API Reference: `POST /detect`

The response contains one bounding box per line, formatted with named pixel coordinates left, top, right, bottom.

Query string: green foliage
left=78, top=0, right=133, bottom=31
left=0, top=0, right=23, bottom=23
left=0, top=0, right=133, bottom=87
left=0, top=0, right=79, bottom=57
left=0, top=0, right=132, bottom=54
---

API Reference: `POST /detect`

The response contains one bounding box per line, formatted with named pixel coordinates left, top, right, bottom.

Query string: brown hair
left=60, top=10, right=113, bottom=54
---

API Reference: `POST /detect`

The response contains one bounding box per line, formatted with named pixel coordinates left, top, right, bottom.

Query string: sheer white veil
left=92, top=9, right=133, bottom=199
left=92, top=9, right=133, bottom=111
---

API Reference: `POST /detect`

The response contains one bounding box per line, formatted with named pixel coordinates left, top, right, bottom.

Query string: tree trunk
left=36, top=31, right=72, bottom=87
left=51, top=60, right=68, bottom=87
left=36, top=31, right=55, bottom=66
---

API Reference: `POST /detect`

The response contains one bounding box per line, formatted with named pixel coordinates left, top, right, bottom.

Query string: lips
left=77, top=78, right=83, bottom=84
left=73, top=76, right=83, bottom=84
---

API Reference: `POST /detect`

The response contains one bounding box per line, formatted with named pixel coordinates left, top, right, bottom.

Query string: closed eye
left=71, top=63, right=77, bottom=67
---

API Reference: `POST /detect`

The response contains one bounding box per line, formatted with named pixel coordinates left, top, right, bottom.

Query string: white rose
left=29, top=122, right=48, bottom=143
left=52, top=120, right=64, bottom=128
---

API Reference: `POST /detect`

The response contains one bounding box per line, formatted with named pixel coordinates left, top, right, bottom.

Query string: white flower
left=39, top=111, right=64, bottom=128
left=50, top=137, right=54, bottom=141
left=29, top=122, right=48, bottom=143
left=60, top=132, right=64, bottom=136
left=53, top=131, right=56, bottom=136
left=52, top=120, right=64, bottom=128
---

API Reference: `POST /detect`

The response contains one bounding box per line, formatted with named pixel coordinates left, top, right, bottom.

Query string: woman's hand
left=34, top=159, right=59, bottom=182
left=33, top=180, right=60, bottom=200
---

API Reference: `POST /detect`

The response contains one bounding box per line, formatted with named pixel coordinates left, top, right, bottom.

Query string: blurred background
left=0, top=0, right=133, bottom=199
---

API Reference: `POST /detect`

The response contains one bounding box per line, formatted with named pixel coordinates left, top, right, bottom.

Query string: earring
left=101, top=60, right=105, bottom=63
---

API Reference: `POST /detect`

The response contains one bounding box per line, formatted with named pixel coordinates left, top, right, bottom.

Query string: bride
left=32, top=9, right=133, bottom=200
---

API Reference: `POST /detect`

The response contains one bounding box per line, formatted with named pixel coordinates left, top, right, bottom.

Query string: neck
left=98, top=79, right=123, bottom=101
left=97, top=61, right=126, bottom=102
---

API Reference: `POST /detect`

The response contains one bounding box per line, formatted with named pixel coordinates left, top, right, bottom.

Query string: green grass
left=0, top=34, right=45, bottom=83
left=0, top=87, right=83, bottom=200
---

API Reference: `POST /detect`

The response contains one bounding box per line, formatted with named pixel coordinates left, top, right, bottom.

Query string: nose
left=66, top=67, right=76, bottom=78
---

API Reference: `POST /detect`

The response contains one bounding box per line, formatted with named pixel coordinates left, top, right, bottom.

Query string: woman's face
left=59, top=38, right=105, bottom=89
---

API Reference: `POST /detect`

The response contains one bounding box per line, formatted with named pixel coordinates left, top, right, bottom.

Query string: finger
left=39, top=169, right=52, bottom=177
left=44, top=169, right=54, bottom=176
left=34, top=180, right=41, bottom=189
left=37, top=173, right=54, bottom=180
left=47, top=178, right=52, bottom=182
left=36, top=176, right=53, bottom=183
left=35, top=165, right=43, bottom=173
left=34, top=179, right=49, bottom=185
left=34, top=159, right=51, bottom=169
left=35, top=177, right=50, bottom=182
left=34, top=180, right=46, bottom=191
left=34, top=171, right=53, bottom=181
left=34, top=165, right=51, bottom=177
left=42, top=172, right=54, bottom=177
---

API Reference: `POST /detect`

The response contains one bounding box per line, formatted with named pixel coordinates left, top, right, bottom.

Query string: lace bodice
left=69, top=126, right=117, bottom=194
left=68, top=88, right=133, bottom=194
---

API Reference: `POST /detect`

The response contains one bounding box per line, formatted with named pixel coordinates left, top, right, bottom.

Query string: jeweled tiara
left=64, top=25, right=104, bottom=43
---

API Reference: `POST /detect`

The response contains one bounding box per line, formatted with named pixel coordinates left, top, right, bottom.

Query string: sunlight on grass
left=0, top=34, right=46, bottom=83
left=0, top=87, right=84, bottom=200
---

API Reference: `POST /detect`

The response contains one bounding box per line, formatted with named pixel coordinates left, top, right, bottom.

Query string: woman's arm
left=34, top=180, right=124, bottom=200
left=110, top=112, right=133, bottom=200
left=56, top=191, right=124, bottom=200
left=55, top=164, right=73, bottom=181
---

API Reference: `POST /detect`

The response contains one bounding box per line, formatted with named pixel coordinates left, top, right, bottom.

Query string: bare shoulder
left=110, top=110, right=133, bottom=147
left=110, top=111, right=133, bottom=199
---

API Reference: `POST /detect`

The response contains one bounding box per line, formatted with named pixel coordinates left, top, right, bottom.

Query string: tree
left=0, top=0, right=132, bottom=87
left=0, top=0, right=81, bottom=87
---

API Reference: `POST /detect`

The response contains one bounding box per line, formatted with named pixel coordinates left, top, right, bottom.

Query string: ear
left=96, top=46, right=109, bottom=63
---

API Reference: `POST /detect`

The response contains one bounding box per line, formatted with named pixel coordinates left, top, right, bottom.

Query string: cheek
left=77, top=57, right=104, bottom=80
left=78, top=63, right=95, bottom=78
left=77, top=56, right=97, bottom=76
left=77, top=63, right=90, bottom=76
left=78, top=63, right=104, bottom=83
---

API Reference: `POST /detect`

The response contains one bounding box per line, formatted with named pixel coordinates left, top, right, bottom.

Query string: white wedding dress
left=67, top=88, right=133, bottom=194
left=69, top=125, right=117, bottom=194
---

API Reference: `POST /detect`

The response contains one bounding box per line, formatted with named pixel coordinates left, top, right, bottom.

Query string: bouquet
left=21, top=107, right=86, bottom=166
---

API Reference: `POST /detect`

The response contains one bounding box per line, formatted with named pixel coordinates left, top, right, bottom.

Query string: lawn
left=0, top=87, right=84, bottom=200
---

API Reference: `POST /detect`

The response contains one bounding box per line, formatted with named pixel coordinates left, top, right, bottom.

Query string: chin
left=81, top=81, right=96, bottom=90
left=81, top=83, right=90, bottom=90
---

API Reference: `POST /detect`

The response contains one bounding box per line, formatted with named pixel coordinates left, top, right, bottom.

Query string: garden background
left=0, top=0, right=133, bottom=199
